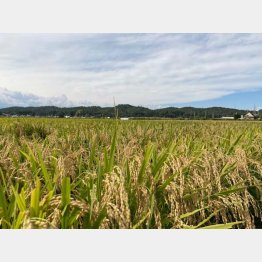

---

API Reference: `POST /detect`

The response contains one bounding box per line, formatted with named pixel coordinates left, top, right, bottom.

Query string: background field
left=0, top=118, right=261, bottom=229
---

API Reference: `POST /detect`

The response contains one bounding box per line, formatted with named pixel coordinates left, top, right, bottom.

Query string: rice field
left=0, top=118, right=261, bottom=229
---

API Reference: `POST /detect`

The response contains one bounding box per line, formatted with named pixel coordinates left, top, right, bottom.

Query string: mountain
left=0, top=104, right=258, bottom=119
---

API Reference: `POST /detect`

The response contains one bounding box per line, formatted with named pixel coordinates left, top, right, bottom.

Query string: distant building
left=221, top=116, right=234, bottom=120
left=243, top=112, right=255, bottom=120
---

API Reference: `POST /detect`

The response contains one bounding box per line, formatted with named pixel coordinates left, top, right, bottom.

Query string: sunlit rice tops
left=0, top=118, right=261, bottom=229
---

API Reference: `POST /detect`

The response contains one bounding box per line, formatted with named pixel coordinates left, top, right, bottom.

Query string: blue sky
left=0, top=33, right=262, bottom=109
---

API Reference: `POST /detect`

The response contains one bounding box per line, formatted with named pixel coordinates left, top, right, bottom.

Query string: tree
left=58, top=112, right=65, bottom=118
left=234, top=113, right=241, bottom=120
left=75, top=109, right=83, bottom=117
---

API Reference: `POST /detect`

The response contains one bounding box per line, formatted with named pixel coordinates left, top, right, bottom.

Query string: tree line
left=0, top=104, right=259, bottom=119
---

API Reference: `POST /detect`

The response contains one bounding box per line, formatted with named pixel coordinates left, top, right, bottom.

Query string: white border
left=0, top=0, right=262, bottom=33
left=0, top=1, right=261, bottom=261
left=0, top=230, right=261, bottom=261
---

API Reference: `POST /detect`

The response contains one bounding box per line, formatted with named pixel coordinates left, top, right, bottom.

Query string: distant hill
left=0, top=104, right=258, bottom=119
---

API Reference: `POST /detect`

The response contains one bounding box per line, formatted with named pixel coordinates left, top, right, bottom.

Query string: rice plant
left=0, top=118, right=261, bottom=228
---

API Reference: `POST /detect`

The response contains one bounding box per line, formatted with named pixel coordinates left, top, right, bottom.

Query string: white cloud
left=0, top=33, right=262, bottom=107
left=0, top=87, right=76, bottom=107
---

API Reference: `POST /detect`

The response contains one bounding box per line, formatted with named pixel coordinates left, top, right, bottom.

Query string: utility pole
left=113, top=96, right=118, bottom=119
left=253, top=104, right=257, bottom=116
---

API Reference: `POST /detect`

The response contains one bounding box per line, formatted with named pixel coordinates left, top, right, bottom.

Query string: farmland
left=0, top=118, right=261, bottom=229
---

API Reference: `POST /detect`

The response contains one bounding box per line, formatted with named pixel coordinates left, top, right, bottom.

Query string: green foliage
left=0, top=105, right=249, bottom=119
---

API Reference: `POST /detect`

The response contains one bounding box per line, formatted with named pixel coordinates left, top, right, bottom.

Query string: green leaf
left=199, top=221, right=244, bottom=229
left=35, top=144, right=53, bottom=192
left=0, top=183, right=7, bottom=216
left=108, top=128, right=117, bottom=172
left=12, top=186, right=26, bottom=212
left=158, top=172, right=179, bottom=192
left=68, top=208, right=81, bottom=227
left=138, top=144, right=154, bottom=185
left=89, top=136, right=97, bottom=169
left=212, top=182, right=247, bottom=198
left=14, top=211, right=26, bottom=229
left=152, top=142, right=175, bottom=178
left=227, top=134, right=243, bottom=155
left=195, top=210, right=220, bottom=228
left=62, top=176, right=71, bottom=208
left=180, top=206, right=209, bottom=219
left=220, top=162, right=236, bottom=181
left=92, top=206, right=107, bottom=229
left=132, top=212, right=150, bottom=229
left=30, top=178, right=41, bottom=218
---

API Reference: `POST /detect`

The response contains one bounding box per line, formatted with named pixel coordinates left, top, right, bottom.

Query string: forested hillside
left=0, top=104, right=257, bottom=119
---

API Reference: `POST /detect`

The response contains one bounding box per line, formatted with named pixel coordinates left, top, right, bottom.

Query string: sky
left=0, top=33, right=262, bottom=109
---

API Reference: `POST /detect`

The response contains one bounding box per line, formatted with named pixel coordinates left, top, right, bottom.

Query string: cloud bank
left=0, top=87, right=75, bottom=108
left=0, top=33, right=262, bottom=107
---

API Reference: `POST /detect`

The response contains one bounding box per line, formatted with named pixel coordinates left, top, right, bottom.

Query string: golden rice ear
left=0, top=118, right=261, bottom=228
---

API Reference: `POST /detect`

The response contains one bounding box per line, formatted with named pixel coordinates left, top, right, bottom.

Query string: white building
left=221, top=116, right=234, bottom=120
left=243, top=112, right=254, bottom=120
